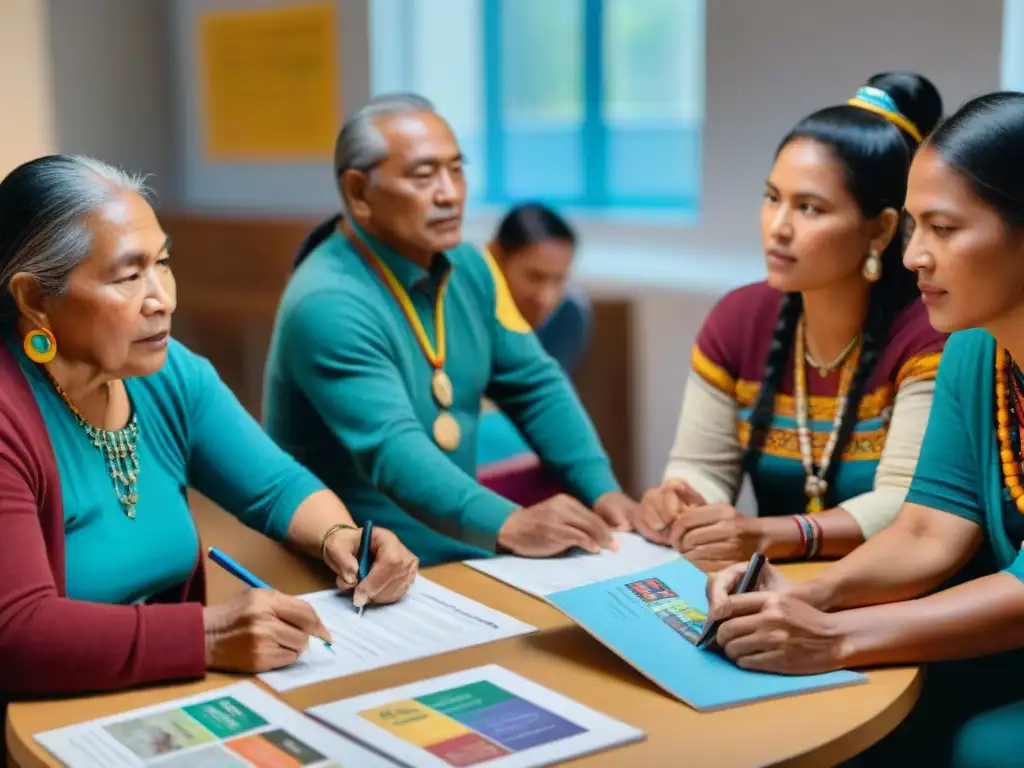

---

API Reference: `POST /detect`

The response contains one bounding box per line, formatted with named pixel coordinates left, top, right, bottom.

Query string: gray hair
left=334, top=92, right=436, bottom=216
left=0, top=154, right=150, bottom=321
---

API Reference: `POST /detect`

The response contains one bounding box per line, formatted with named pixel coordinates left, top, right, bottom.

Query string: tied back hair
left=293, top=92, right=437, bottom=271
left=0, top=154, right=150, bottom=324
left=741, top=72, right=943, bottom=505
left=494, top=202, right=576, bottom=254
left=926, top=91, right=1024, bottom=230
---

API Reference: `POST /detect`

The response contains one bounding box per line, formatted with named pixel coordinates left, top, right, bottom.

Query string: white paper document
left=259, top=577, right=537, bottom=692
left=308, top=664, right=645, bottom=767
left=465, top=532, right=680, bottom=597
left=34, top=681, right=397, bottom=767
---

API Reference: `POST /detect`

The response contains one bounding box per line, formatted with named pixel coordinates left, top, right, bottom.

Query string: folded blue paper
left=546, top=558, right=867, bottom=711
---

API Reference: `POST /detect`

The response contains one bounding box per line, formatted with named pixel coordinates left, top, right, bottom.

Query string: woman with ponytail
left=637, top=72, right=947, bottom=572
left=703, top=91, right=1024, bottom=766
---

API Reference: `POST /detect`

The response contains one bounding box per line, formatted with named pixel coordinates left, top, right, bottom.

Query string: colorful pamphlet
left=34, top=681, right=397, bottom=766
left=307, top=664, right=644, bottom=767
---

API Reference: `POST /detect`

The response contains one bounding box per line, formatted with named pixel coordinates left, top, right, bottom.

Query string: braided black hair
left=293, top=213, right=342, bottom=271
left=742, top=72, right=943, bottom=504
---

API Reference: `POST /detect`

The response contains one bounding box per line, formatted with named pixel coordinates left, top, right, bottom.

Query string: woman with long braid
left=637, top=72, right=947, bottom=571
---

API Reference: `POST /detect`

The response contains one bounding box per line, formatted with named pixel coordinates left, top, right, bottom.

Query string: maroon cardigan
left=0, top=342, right=207, bottom=723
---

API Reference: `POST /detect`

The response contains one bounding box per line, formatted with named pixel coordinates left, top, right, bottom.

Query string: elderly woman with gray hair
left=0, top=155, right=418, bottom=707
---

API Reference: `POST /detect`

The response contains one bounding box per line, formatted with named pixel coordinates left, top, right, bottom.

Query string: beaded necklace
left=43, top=368, right=141, bottom=519
left=995, top=348, right=1024, bottom=513
left=794, top=316, right=861, bottom=512
left=804, top=333, right=859, bottom=378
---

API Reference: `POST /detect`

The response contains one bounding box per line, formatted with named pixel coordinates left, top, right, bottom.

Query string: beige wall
left=46, top=0, right=176, bottom=199
left=0, top=0, right=56, bottom=176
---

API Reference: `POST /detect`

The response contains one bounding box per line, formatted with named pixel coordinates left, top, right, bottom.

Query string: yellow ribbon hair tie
left=847, top=86, right=923, bottom=143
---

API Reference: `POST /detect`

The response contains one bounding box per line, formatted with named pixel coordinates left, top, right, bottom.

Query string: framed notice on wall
left=198, top=2, right=339, bottom=161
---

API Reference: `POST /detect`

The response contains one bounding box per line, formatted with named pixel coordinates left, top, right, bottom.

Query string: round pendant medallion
left=433, top=411, right=461, bottom=452
left=431, top=370, right=454, bottom=409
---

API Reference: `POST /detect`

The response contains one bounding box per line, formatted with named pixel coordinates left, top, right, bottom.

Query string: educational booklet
left=307, top=664, right=645, bottom=767
left=34, top=681, right=398, bottom=767
left=545, top=559, right=868, bottom=711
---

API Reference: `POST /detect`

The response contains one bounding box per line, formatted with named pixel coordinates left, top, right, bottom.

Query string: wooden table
left=6, top=500, right=922, bottom=767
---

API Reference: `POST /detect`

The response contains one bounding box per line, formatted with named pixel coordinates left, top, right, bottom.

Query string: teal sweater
left=905, top=329, right=1024, bottom=580
left=10, top=337, right=324, bottom=604
left=263, top=228, right=619, bottom=565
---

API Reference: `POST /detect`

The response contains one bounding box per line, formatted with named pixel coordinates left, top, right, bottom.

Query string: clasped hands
left=204, top=526, right=418, bottom=673
left=635, top=479, right=763, bottom=572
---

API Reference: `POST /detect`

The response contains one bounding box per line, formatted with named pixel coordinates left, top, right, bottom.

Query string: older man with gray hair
left=263, top=93, right=638, bottom=567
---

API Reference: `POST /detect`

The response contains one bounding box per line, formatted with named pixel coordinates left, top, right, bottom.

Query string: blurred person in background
left=478, top=202, right=593, bottom=467
left=487, top=202, right=591, bottom=373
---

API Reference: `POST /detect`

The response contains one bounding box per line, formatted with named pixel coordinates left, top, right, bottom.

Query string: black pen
left=696, top=552, right=767, bottom=650
left=355, top=521, right=374, bottom=616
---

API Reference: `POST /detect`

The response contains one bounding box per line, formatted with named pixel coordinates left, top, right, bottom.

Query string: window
left=370, top=0, right=704, bottom=215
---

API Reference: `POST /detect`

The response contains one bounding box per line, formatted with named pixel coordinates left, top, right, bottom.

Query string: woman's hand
left=323, top=525, right=419, bottom=609
left=670, top=504, right=764, bottom=572
left=706, top=558, right=793, bottom=614
left=712, top=591, right=850, bottom=675
left=203, top=589, right=330, bottom=672
left=635, top=479, right=707, bottom=545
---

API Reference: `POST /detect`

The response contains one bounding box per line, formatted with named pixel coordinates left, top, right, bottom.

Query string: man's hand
left=669, top=503, right=764, bottom=572
left=497, top=494, right=616, bottom=556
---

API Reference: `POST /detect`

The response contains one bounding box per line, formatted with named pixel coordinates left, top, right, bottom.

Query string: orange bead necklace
left=996, top=348, right=1024, bottom=513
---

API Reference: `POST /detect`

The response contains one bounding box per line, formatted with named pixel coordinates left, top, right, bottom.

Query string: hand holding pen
left=204, top=547, right=335, bottom=673
left=320, top=520, right=420, bottom=614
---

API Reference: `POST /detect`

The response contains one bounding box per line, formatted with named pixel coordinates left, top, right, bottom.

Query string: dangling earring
left=24, top=328, right=56, bottom=364
left=862, top=248, right=882, bottom=283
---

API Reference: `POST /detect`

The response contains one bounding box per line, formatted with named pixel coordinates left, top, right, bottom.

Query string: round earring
left=24, top=328, right=56, bottom=364
left=862, top=249, right=882, bottom=283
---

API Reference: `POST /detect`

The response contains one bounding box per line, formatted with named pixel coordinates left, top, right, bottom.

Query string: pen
left=355, top=521, right=374, bottom=617
left=207, top=546, right=335, bottom=654
left=696, top=552, right=767, bottom=651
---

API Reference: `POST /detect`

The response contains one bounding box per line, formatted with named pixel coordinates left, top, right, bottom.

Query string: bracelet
left=320, top=523, right=358, bottom=560
left=791, top=515, right=809, bottom=558
left=792, top=514, right=821, bottom=559
left=805, top=514, right=823, bottom=559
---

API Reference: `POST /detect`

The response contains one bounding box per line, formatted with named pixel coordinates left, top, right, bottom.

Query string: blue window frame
left=369, top=0, right=704, bottom=215
left=482, top=0, right=704, bottom=213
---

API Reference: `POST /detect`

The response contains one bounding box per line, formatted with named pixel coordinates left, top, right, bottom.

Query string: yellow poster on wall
left=199, top=2, right=339, bottom=160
